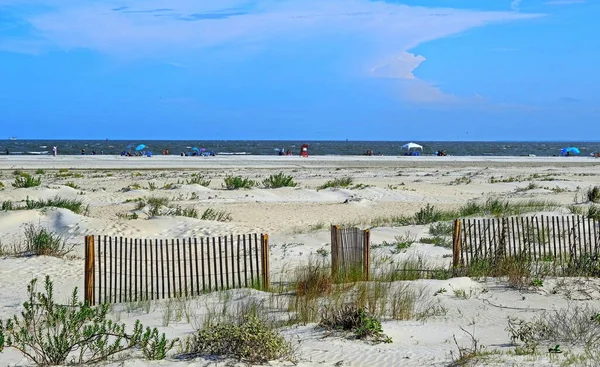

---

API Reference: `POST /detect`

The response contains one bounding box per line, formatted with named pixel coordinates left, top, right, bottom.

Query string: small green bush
left=429, top=222, right=453, bottom=237
left=263, top=172, right=296, bottom=188
left=0, top=181, right=5, bottom=190
left=23, top=223, right=74, bottom=257
left=12, top=173, right=41, bottom=188
left=146, top=197, right=170, bottom=217
left=185, top=315, right=294, bottom=364
left=0, top=276, right=176, bottom=365
left=1, top=200, right=13, bottom=211
left=222, top=175, right=257, bottom=190
left=587, top=186, right=600, bottom=203
left=64, top=181, right=79, bottom=189
left=35, top=169, right=46, bottom=175
left=318, top=304, right=391, bottom=343
left=186, top=174, right=211, bottom=187
left=318, top=176, right=353, bottom=190
left=414, top=204, right=445, bottom=225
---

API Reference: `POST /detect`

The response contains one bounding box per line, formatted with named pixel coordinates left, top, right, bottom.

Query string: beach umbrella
left=135, top=144, right=147, bottom=151
left=561, top=147, right=580, bottom=155
left=192, top=147, right=200, bottom=152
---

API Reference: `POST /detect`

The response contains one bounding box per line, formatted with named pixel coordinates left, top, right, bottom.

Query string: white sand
left=2, top=156, right=600, bottom=366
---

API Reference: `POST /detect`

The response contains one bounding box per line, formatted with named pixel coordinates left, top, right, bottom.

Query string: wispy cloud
left=1, top=0, right=542, bottom=104
left=511, top=0, right=523, bottom=11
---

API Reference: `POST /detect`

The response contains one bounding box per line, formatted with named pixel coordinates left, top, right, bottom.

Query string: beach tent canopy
left=401, top=142, right=423, bottom=151
left=561, top=147, right=580, bottom=155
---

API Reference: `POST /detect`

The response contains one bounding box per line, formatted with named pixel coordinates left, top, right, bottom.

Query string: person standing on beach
left=52, top=146, right=57, bottom=157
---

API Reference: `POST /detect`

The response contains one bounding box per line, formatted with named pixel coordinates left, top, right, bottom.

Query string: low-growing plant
left=12, top=173, right=41, bottom=188
left=318, top=304, right=391, bottom=343
left=25, top=196, right=86, bottom=214
left=1, top=200, right=13, bottom=211
left=184, top=315, right=294, bottom=364
left=186, top=174, right=211, bottom=187
left=200, top=208, right=232, bottom=222
left=64, top=181, right=79, bottom=189
left=222, top=175, right=257, bottom=190
left=263, top=172, right=296, bottom=188
left=147, top=181, right=157, bottom=191
left=587, top=186, right=600, bottom=203
left=23, top=222, right=74, bottom=257
left=0, top=276, right=176, bottom=365
left=0, top=181, right=4, bottom=190
left=35, top=169, right=45, bottom=175
left=146, top=196, right=170, bottom=217
left=173, top=206, right=199, bottom=218
left=429, top=222, right=453, bottom=237
left=317, top=176, right=353, bottom=190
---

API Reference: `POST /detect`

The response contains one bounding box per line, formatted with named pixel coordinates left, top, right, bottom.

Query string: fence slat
left=224, top=236, right=229, bottom=289
left=243, top=235, right=248, bottom=288
left=177, top=239, right=183, bottom=297
left=212, top=237, right=219, bottom=291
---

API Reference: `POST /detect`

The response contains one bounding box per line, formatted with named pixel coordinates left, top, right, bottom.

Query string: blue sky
left=0, top=0, right=597, bottom=140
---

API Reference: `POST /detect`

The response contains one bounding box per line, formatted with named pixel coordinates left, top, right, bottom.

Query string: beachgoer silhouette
left=5, top=148, right=9, bottom=155
left=81, top=149, right=86, bottom=155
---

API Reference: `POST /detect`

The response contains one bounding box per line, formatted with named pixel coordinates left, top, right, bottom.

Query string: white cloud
left=511, top=0, right=523, bottom=11
left=1, top=0, right=543, bottom=105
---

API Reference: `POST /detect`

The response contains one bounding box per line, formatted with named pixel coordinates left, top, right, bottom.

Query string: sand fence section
left=453, top=215, right=600, bottom=275
left=84, top=234, right=269, bottom=305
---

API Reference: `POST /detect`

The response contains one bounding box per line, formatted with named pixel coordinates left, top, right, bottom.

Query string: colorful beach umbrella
left=135, top=144, right=147, bottom=151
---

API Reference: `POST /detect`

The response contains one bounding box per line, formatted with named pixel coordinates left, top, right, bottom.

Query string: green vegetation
left=0, top=276, right=176, bottom=365
left=12, top=173, right=41, bottom=188
left=262, top=172, right=296, bottom=188
left=184, top=315, right=294, bottom=364
left=25, top=196, right=86, bottom=214
left=64, top=181, right=79, bottom=189
left=200, top=208, right=232, bottom=222
left=223, top=175, right=257, bottom=190
left=173, top=206, right=199, bottom=218
left=587, top=186, right=600, bottom=203
left=319, top=304, right=391, bottom=343
left=185, top=174, right=211, bottom=187
left=23, top=223, right=74, bottom=257
left=317, top=176, right=353, bottom=190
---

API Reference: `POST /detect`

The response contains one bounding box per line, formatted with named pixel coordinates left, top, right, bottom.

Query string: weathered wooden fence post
left=261, top=234, right=270, bottom=291
left=363, top=229, right=370, bottom=281
left=452, top=219, right=462, bottom=268
left=331, top=225, right=339, bottom=279
left=84, top=235, right=95, bottom=305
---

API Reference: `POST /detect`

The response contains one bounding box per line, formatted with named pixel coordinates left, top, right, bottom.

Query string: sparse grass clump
left=0, top=182, right=4, bottom=190
left=0, top=276, right=176, bottom=365
left=186, top=174, right=211, bottom=187
left=35, top=169, right=45, bottom=175
left=587, top=186, right=600, bottom=203
left=200, top=208, right=232, bottom=222
left=25, top=196, right=86, bottom=214
left=146, top=196, right=170, bottom=217
left=262, top=172, right=296, bottom=188
left=184, top=315, right=294, bottom=364
left=1, top=200, right=13, bottom=211
left=64, top=181, right=79, bottom=189
left=12, top=173, right=41, bottom=188
left=318, top=176, right=353, bottom=190
left=429, top=222, right=453, bottom=237
left=223, top=175, right=257, bottom=190
left=318, top=304, right=391, bottom=343
left=173, top=206, right=199, bottom=218
left=22, top=222, right=74, bottom=257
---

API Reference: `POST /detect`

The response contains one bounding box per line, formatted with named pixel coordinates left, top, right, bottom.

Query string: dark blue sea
left=1, top=140, right=599, bottom=157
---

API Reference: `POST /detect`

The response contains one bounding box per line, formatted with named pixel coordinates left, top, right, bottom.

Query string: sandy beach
left=2, top=155, right=600, bottom=366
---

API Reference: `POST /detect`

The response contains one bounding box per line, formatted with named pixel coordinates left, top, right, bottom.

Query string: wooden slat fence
left=331, top=225, right=370, bottom=281
left=84, top=234, right=269, bottom=306
left=452, top=215, right=600, bottom=274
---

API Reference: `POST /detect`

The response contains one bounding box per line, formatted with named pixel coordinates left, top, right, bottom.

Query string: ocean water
left=0, top=140, right=599, bottom=157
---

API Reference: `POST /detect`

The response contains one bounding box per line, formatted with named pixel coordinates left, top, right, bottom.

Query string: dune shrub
left=186, top=174, right=211, bottom=187
left=318, top=304, right=391, bottom=343
left=222, top=175, right=257, bottom=190
left=318, top=176, right=353, bottom=190
left=185, top=315, right=294, bottom=364
left=25, top=196, right=85, bottom=214
left=587, top=186, right=600, bottom=203
left=23, top=222, right=74, bottom=257
left=0, top=276, right=176, bottom=365
left=12, top=173, right=41, bottom=188
left=262, top=172, right=296, bottom=188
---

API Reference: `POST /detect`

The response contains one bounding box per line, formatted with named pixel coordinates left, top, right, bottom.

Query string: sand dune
left=2, top=156, right=600, bottom=366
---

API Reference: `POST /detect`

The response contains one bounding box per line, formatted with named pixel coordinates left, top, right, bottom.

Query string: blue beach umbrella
left=135, top=144, right=147, bottom=151
left=192, top=147, right=200, bottom=152
left=561, top=147, right=580, bottom=155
